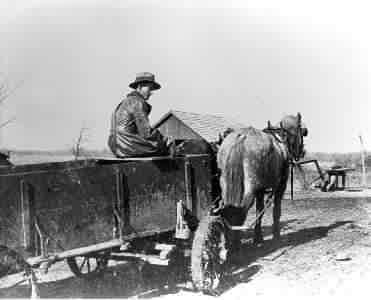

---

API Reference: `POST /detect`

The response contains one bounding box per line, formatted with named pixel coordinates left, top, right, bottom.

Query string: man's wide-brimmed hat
left=129, top=72, right=161, bottom=90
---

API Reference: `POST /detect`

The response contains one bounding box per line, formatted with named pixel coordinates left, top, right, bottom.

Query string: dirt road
left=2, top=190, right=371, bottom=298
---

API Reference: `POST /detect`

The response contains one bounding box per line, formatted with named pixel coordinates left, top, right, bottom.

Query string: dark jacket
left=108, top=91, right=168, bottom=157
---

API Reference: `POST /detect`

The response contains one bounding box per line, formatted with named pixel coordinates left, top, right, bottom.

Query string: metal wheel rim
left=67, top=255, right=108, bottom=276
left=202, top=230, right=227, bottom=291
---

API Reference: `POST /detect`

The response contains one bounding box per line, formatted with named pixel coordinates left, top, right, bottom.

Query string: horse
left=217, top=113, right=307, bottom=245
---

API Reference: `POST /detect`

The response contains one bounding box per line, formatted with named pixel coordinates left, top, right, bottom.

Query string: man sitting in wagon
left=108, top=72, right=170, bottom=158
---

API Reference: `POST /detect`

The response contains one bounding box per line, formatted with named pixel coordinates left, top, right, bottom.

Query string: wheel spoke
left=79, top=257, right=88, bottom=272
left=87, top=258, right=91, bottom=273
left=211, top=269, right=221, bottom=290
left=67, top=255, right=108, bottom=277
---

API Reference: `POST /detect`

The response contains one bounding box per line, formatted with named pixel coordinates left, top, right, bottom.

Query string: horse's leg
left=254, top=190, right=265, bottom=245
left=272, top=188, right=284, bottom=241
left=230, top=184, right=255, bottom=255
left=229, top=185, right=254, bottom=249
left=273, top=165, right=289, bottom=241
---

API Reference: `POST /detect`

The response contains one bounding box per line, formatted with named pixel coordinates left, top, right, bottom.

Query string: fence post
left=359, top=135, right=367, bottom=188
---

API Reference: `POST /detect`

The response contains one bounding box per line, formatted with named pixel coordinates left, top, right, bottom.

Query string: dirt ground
left=2, top=189, right=371, bottom=299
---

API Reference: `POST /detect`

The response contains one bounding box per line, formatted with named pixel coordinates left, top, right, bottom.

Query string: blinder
left=301, top=127, right=308, bottom=137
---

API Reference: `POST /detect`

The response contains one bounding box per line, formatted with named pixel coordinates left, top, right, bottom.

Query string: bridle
left=263, top=113, right=306, bottom=162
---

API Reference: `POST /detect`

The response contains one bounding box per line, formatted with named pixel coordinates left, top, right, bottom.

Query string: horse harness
left=262, top=119, right=304, bottom=162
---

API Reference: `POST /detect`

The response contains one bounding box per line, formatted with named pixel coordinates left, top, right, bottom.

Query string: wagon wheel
left=191, top=214, right=229, bottom=294
left=67, top=254, right=108, bottom=277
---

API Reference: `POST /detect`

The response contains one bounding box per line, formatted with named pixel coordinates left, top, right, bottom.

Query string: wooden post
left=342, top=174, right=346, bottom=189
left=184, top=158, right=194, bottom=212
left=114, top=168, right=124, bottom=239
left=359, top=135, right=367, bottom=188
left=20, top=180, right=35, bottom=251
left=290, top=163, right=294, bottom=201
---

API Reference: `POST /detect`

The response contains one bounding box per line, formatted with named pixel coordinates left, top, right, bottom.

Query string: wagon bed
left=0, top=155, right=213, bottom=268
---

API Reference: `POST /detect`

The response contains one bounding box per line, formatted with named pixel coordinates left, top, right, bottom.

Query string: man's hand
left=165, top=136, right=175, bottom=147
left=148, top=129, right=163, bottom=140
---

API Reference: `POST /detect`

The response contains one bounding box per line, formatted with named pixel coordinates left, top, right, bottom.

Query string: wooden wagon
left=1, top=154, right=232, bottom=294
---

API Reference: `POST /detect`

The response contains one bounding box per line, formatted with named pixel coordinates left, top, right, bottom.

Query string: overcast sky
left=0, top=0, right=370, bottom=152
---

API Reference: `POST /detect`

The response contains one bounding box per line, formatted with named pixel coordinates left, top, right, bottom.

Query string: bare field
left=2, top=190, right=371, bottom=298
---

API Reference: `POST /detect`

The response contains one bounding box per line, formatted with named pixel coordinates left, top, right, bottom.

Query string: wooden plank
left=94, top=154, right=209, bottom=163
left=94, top=156, right=172, bottom=162
left=325, top=168, right=355, bottom=173
left=28, top=227, right=176, bottom=266
left=27, top=256, right=51, bottom=267
left=0, top=162, right=99, bottom=177
left=154, top=243, right=176, bottom=251
left=110, top=252, right=169, bottom=266
left=0, top=159, right=98, bottom=176
left=55, top=238, right=123, bottom=260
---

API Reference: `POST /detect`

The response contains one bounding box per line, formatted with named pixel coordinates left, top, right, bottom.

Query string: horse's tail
left=218, top=133, right=246, bottom=207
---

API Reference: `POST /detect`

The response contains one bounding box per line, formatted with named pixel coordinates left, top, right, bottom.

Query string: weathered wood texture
left=0, top=155, right=213, bottom=259
left=156, top=115, right=203, bottom=141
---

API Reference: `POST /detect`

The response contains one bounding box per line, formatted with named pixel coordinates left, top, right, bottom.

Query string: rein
left=262, top=127, right=285, bottom=144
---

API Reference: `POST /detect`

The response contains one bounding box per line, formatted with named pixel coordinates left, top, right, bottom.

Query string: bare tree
left=72, top=124, right=90, bottom=160
left=0, top=117, right=15, bottom=130
left=0, top=74, right=21, bottom=131
left=0, top=79, right=6, bottom=104
left=0, top=75, right=24, bottom=105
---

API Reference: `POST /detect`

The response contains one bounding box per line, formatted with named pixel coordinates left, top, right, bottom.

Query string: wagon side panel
left=23, top=165, right=116, bottom=255
left=0, top=176, right=24, bottom=253
left=117, top=155, right=214, bottom=238
left=186, top=155, right=214, bottom=220
left=118, top=159, right=185, bottom=236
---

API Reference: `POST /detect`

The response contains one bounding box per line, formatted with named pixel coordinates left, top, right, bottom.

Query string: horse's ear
left=297, top=112, right=302, bottom=124
left=218, top=133, right=223, bottom=143
left=301, top=127, right=308, bottom=136
left=267, top=120, right=272, bottom=129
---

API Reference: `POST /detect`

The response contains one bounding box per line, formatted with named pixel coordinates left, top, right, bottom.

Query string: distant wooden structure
left=153, top=110, right=246, bottom=143
left=0, top=151, right=12, bottom=167
left=325, top=167, right=355, bottom=191
left=290, top=160, right=355, bottom=197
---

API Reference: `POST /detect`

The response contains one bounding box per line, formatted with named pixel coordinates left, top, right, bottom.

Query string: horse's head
left=279, top=113, right=308, bottom=161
